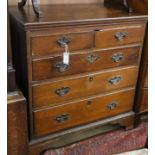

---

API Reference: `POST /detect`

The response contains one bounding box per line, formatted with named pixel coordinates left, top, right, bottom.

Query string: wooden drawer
left=31, top=31, right=94, bottom=56
left=32, top=46, right=140, bottom=81
left=33, top=66, right=138, bottom=108
left=33, top=88, right=135, bottom=136
left=140, top=88, right=148, bottom=112
left=95, top=24, right=145, bottom=48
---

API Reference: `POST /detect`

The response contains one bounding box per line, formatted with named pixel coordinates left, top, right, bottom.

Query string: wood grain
left=9, top=4, right=147, bottom=29
left=9, top=2, right=147, bottom=146
left=29, top=112, right=135, bottom=155
left=7, top=14, right=16, bottom=92
left=95, top=24, right=146, bottom=48
left=31, top=31, right=94, bottom=56
left=33, top=66, right=138, bottom=108
left=33, top=88, right=135, bottom=136
left=139, top=88, right=148, bottom=112
left=9, top=0, right=104, bottom=6
left=144, top=68, right=148, bottom=87
left=7, top=91, right=28, bottom=155
left=32, top=46, right=140, bottom=81
left=127, top=0, right=148, bottom=14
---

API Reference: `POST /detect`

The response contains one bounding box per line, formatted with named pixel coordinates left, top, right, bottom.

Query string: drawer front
left=31, top=32, right=94, bottom=56
left=33, top=89, right=135, bottom=136
left=140, top=89, right=148, bottom=112
left=95, top=24, right=145, bottom=48
left=33, top=67, right=138, bottom=108
left=32, top=46, right=140, bottom=81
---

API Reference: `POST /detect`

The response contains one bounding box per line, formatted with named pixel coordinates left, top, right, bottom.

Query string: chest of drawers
left=9, top=3, right=147, bottom=154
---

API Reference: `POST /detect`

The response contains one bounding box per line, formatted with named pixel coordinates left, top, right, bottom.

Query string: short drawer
left=32, top=46, right=140, bottom=81
left=31, top=31, right=94, bottom=56
left=33, top=88, right=135, bottom=137
left=140, top=88, right=148, bottom=112
left=32, top=66, right=138, bottom=108
left=95, top=24, right=145, bottom=48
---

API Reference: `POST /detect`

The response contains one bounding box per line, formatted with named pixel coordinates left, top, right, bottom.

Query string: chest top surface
left=9, top=4, right=147, bottom=29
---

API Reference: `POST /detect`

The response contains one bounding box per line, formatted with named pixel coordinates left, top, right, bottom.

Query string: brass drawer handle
left=107, top=102, right=118, bottom=110
left=55, top=87, right=71, bottom=96
left=57, top=37, right=71, bottom=47
left=86, top=54, right=99, bottom=64
left=115, top=32, right=128, bottom=41
left=109, top=76, right=122, bottom=85
left=54, top=62, right=69, bottom=72
left=111, top=53, right=124, bottom=62
left=55, top=113, right=70, bottom=123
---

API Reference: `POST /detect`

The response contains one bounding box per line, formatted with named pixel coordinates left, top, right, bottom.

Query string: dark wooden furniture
left=128, top=0, right=148, bottom=122
left=7, top=92, right=28, bottom=155
left=7, top=14, right=29, bottom=155
left=7, top=14, right=16, bottom=93
left=9, top=2, right=147, bottom=154
left=18, top=0, right=42, bottom=18
left=135, top=31, right=148, bottom=115
left=18, top=0, right=133, bottom=18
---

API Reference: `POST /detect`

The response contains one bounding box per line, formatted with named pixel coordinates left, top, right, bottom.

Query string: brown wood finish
left=7, top=67, right=16, bottom=92
left=9, top=2, right=147, bottom=152
left=33, top=66, right=138, bottom=108
left=128, top=0, right=148, bottom=116
left=7, top=91, right=28, bottom=155
left=144, top=68, right=148, bottom=87
left=33, top=46, right=140, bottom=81
left=9, top=0, right=105, bottom=5
left=139, top=88, right=148, bottom=112
left=34, top=88, right=135, bottom=136
left=29, top=112, right=135, bottom=155
left=9, top=4, right=147, bottom=30
left=134, top=29, right=148, bottom=113
left=8, top=13, right=29, bottom=155
left=127, top=0, right=148, bottom=14
left=95, top=24, right=145, bottom=49
left=31, top=31, right=94, bottom=56
left=7, top=14, right=16, bottom=92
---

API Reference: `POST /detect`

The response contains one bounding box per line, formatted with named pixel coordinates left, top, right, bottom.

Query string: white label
left=63, top=52, right=69, bottom=65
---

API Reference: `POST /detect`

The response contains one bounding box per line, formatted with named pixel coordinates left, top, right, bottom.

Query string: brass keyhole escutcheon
left=89, top=76, right=94, bottom=82
left=87, top=100, right=92, bottom=106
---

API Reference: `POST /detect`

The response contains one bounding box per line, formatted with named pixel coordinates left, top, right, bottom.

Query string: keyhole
left=89, top=76, right=94, bottom=82
left=87, top=100, right=92, bottom=106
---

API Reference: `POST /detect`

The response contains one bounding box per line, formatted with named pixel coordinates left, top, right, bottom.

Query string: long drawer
left=31, top=31, right=94, bottom=56
left=95, top=24, right=145, bottom=48
left=32, top=46, right=140, bottom=81
left=32, top=66, right=138, bottom=108
left=33, top=88, right=135, bottom=137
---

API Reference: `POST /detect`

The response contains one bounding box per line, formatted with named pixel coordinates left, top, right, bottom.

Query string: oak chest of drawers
left=9, top=3, right=147, bottom=153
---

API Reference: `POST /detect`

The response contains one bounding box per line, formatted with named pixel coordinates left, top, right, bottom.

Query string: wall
left=9, top=0, right=104, bottom=5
